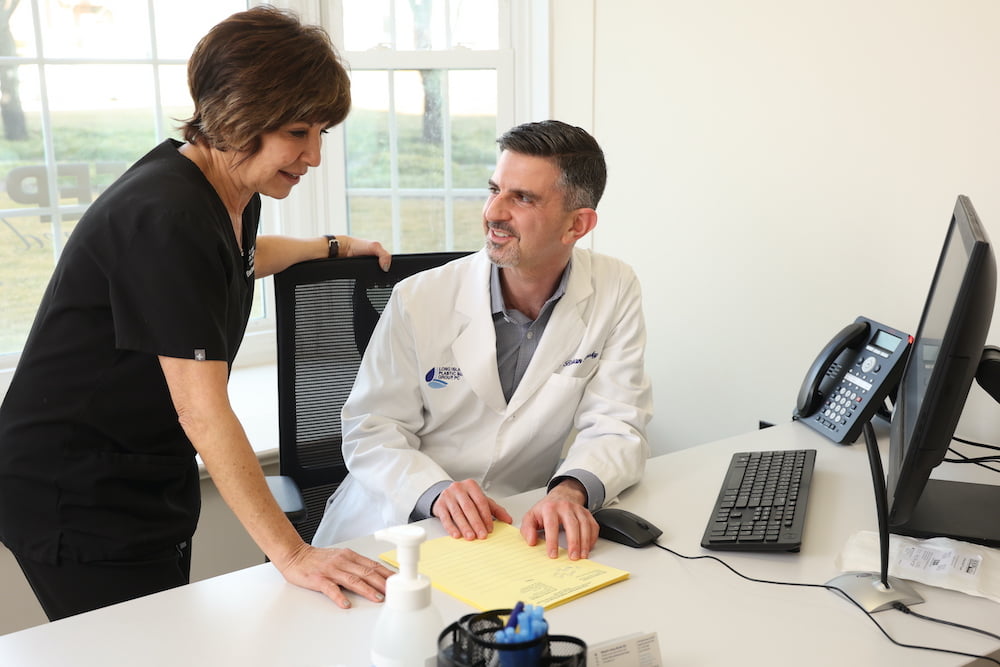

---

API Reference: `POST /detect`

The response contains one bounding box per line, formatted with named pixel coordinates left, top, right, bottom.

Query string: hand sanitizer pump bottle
left=371, top=524, right=443, bottom=667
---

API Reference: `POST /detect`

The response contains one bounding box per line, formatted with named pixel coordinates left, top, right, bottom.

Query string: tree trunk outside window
left=0, top=0, right=27, bottom=141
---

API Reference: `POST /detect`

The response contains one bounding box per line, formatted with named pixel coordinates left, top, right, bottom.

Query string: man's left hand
left=519, top=479, right=597, bottom=560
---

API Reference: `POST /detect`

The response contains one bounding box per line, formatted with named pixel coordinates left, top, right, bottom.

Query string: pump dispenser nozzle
left=375, top=524, right=423, bottom=582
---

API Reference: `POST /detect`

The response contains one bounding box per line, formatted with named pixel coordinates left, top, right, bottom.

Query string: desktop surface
left=1, top=422, right=998, bottom=666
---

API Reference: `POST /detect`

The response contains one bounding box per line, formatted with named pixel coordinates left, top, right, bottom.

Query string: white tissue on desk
left=837, top=530, right=1000, bottom=604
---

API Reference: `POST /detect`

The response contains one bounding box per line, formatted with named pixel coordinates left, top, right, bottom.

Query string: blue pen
left=505, top=601, right=524, bottom=630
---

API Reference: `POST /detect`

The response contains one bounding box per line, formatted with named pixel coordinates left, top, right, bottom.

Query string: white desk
left=1, top=422, right=998, bottom=666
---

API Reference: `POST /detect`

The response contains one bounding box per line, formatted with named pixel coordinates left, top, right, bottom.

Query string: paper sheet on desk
left=838, top=530, right=1000, bottom=604
left=380, top=522, right=629, bottom=611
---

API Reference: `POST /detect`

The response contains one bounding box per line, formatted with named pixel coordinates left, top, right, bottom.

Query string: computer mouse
left=592, top=507, right=663, bottom=548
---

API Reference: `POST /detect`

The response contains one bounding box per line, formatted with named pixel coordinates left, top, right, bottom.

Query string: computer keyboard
left=700, top=449, right=816, bottom=552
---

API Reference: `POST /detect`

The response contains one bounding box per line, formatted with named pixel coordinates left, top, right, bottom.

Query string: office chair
left=267, top=251, right=470, bottom=544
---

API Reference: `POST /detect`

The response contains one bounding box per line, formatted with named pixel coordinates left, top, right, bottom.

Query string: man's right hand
left=432, top=479, right=513, bottom=540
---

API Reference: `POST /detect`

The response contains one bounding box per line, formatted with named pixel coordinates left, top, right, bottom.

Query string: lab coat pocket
left=523, top=372, right=591, bottom=445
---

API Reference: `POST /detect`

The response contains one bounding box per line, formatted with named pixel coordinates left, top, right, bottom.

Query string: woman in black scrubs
left=0, top=5, right=393, bottom=621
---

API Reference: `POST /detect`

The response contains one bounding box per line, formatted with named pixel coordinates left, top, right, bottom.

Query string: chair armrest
left=265, top=475, right=308, bottom=526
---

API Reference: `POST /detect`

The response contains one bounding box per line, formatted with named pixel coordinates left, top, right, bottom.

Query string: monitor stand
left=892, top=479, right=1000, bottom=548
left=894, top=354, right=1000, bottom=547
left=827, top=421, right=924, bottom=613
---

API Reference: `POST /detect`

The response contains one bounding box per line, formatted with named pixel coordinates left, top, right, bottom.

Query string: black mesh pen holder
left=437, top=608, right=586, bottom=667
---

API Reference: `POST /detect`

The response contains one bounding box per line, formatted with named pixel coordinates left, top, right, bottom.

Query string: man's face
left=482, top=150, right=576, bottom=271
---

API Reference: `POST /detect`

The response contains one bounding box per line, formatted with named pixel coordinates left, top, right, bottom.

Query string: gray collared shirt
left=490, top=261, right=569, bottom=403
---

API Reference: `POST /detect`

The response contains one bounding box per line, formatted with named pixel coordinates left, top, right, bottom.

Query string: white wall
left=552, top=0, right=1000, bottom=454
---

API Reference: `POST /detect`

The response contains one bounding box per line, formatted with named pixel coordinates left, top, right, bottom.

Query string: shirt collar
left=490, top=260, right=572, bottom=318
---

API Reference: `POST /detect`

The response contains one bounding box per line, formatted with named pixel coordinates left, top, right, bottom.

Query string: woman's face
left=235, top=122, right=326, bottom=199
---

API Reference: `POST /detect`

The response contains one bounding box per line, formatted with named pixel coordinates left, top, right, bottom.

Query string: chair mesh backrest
left=274, top=252, right=469, bottom=543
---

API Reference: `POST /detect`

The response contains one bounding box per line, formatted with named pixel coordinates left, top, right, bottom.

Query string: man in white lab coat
left=312, top=120, right=653, bottom=561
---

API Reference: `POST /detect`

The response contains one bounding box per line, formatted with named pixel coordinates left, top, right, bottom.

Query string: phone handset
left=794, top=316, right=911, bottom=444
left=794, top=321, right=869, bottom=419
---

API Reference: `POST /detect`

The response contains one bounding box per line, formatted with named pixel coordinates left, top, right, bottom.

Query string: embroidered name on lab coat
left=562, top=351, right=599, bottom=367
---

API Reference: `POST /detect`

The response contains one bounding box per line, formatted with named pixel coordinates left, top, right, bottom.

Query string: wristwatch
left=324, top=234, right=339, bottom=258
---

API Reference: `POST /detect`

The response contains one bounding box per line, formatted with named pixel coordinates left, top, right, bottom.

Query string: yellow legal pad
left=379, top=522, right=629, bottom=611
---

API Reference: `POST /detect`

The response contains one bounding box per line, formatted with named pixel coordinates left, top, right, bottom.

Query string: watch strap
left=324, top=234, right=339, bottom=258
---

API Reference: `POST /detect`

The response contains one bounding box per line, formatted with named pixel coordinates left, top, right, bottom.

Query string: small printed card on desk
left=379, top=521, right=629, bottom=611
left=589, top=632, right=663, bottom=666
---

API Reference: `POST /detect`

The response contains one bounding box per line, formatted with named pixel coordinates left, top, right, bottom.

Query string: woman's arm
left=253, top=234, right=391, bottom=278
left=158, top=355, right=392, bottom=608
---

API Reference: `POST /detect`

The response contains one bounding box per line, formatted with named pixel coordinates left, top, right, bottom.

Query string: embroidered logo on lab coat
left=425, top=366, right=463, bottom=388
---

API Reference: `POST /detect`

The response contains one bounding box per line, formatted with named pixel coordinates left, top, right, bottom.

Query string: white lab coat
left=311, top=248, right=653, bottom=546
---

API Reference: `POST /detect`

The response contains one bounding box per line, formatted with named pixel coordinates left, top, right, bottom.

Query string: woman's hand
left=278, top=542, right=394, bottom=609
left=336, top=235, right=392, bottom=271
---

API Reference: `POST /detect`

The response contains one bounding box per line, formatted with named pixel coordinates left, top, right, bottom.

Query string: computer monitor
left=886, top=194, right=1000, bottom=546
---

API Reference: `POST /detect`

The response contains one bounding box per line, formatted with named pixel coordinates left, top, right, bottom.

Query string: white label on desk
left=898, top=544, right=981, bottom=577
left=589, top=631, right=663, bottom=666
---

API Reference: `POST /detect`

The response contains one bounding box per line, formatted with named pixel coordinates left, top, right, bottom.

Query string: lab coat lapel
left=451, top=252, right=508, bottom=413
left=506, top=250, right=592, bottom=414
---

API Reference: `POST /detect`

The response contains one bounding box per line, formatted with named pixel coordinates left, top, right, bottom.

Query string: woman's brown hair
left=181, top=5, right=351, bottom=157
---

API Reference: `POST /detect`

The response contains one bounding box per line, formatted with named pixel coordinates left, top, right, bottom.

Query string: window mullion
left=147, top=0, right=166, bottom=141
left=27, top=0, right=64, bottom=260
left=387, top=72, right=402, bottom=252
left=442, top=71, right=454, bottom=250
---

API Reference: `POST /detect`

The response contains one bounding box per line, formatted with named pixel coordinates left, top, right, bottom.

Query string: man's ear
left=564, top=208, right=597, bottom=244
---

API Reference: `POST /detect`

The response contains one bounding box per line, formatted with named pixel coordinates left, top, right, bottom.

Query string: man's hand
left=278, top=542, right=394, bottom=609
left=519, top=479, right=598, bottom=560
left=432, top=479, right=514, bottom=540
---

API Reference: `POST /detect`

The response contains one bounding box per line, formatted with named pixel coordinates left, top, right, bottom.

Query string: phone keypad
left=817, top=354, right=882, bottom=433
left=820, top=385, right=862, bottom=426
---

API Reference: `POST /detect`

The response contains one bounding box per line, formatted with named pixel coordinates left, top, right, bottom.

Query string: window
left=333, top=0, right=513, bottom=254
left=0, top=0, right=541, bottom=387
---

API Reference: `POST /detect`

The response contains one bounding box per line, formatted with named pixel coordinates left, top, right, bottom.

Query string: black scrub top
left=0, top=139, right=259, bottom=563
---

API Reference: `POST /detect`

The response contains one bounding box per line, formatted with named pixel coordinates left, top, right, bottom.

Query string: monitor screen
left=886, top=195, right=999, bottom=546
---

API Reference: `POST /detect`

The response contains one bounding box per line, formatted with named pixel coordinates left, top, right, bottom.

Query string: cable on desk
left=944, top=447, right=1000, bottom=472
left=653, top=542, right=1000, bottom=667
left=953, top=436, right=1000, bottom=452
left=947, top=437, right=1000, bottom=473
left=892, top=602, right=1000, bottom=641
